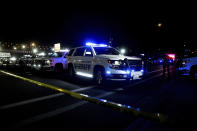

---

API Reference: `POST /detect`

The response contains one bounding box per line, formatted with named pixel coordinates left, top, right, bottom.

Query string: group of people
left=143, top=54, right=171, bottom=78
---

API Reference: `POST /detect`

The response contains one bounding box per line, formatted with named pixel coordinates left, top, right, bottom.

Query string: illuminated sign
left=0, top=52, right=11, bottom=58
left=54, top=43, right=61, bottom=52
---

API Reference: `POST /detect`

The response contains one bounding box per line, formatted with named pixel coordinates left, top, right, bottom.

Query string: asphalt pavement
left=0, top=65, right=197, bottom=130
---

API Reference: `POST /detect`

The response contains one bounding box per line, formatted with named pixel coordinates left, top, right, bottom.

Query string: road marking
left=14, top=101, right=87, bottom=128
left=14, top=91, right=115, bottom=128
left=0, top=86, right=95, bottom=110
left=0, top=70, right=168, bottom=127
left=0, top=70, right=161, bottom=111
left=71, top=86, right=95, bottom=92
left=147, top=69, right=163, bottom=74
left=0, top=93, right=64, bottom=110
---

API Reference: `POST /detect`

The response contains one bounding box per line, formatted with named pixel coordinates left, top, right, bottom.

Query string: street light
left=31, top=42, right=35, bottom=47
left=157, top=22, right=162, bottom=28
left=13, top=47, right=17, bottom=50
left=22, top=45, right=26, bottom=49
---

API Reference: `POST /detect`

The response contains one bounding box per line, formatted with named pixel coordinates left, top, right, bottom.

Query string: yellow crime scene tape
left=0, top=70, right=172, bottom=125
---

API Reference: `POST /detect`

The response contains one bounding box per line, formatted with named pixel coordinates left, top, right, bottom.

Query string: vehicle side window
left=73, top=48, right=86, bottom=56
left=84, top=47, right=93, bottom=57
left=67, top=49, right=75, bottom=56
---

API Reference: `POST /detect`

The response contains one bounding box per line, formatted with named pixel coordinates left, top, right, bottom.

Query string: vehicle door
left=81, top=47, right=94, bottom=74
left=72, top=47, right=86, bottom=73
left=61, top=52, right=68, bottom=69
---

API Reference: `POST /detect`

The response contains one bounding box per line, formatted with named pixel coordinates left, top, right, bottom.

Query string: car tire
left=126, top=77, right=131, bottom=83
left=55, top=64, right=63, bottom=74
left=68, top=64, right=75, bottom=78
left=94, top=69, right=106, bottom=86
left=190, top=66, right=197, bottom=78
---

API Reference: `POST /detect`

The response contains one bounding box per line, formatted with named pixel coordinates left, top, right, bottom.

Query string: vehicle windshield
left=93, top=47, right=120, bottom=55
left=49, top=52, right=64, bottom=57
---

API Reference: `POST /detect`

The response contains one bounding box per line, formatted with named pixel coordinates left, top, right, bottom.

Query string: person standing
left=163, top=54, right=170, bottom=78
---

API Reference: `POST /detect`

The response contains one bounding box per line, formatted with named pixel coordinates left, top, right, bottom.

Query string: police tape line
left=0, top=70, right=172, bottom=125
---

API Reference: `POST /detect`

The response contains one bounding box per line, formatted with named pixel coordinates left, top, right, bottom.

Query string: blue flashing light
left=127, top=106, right=132, bottom=108
left=98, top=44, right=108, bottom=47
left=86, top=42, right=97, bottom=46
left=86, top=42, right=108, bottom=47
left=169, top=60, right=173, bottom=63
left=131, top=70, right=135, bottom=72
left=159, top=60, right=163, bottom=63
left=126, top=70, right=130, bottom=74
left=106, top=70, right=111, bottom=75
left=136, top=108, right=140, bottom=111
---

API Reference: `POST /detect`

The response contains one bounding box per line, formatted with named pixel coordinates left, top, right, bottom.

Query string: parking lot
left=0, top=65, right=196, bottom=130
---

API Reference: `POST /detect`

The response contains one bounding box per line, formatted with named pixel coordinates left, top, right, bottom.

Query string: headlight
left=108, top=60, right=121, bottom=69
left=114, top=61, right=120, bottom=65
left=10, top=57, right=16, bottom=61
left=45, top=60, right=50, bottom=64
left=108, top=60, right=121, bottom=65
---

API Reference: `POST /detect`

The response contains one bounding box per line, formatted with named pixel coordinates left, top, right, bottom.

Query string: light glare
left=76, top=72, right=93, bottom=78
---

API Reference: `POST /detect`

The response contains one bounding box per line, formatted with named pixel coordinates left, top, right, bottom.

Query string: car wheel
left=55, top=64, right=63, bottom=74
left=190, top=66, right=197, bottom=78
left=94, top=69, right=105, bottom=86
left=68, top=65, right=75, bottom=78
left=126, top=77, right=131, bottom=83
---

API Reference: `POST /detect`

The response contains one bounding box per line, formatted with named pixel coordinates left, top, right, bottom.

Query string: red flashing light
left=168, top=54, right=175, bottom=60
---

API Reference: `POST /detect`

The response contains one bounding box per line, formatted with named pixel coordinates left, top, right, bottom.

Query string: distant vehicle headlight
left=10, top=57, right=16, bottom=61
left=45, top=60, right=50, bottom=64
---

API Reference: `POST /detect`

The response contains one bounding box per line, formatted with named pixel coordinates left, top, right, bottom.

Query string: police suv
left=178, top=55, right=197, bottom=77
left=66, top=43, right=144, bottom=85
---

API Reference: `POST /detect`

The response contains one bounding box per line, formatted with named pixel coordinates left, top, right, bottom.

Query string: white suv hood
left=96, top=55, right=141, bottom=60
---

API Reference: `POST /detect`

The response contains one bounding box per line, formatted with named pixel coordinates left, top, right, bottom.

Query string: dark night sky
left=0, top=2, right=196, bottom=50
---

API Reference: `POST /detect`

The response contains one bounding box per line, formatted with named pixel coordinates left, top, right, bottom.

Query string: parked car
left=32, top=51, right=68, bottom=73
left=66, top=43, right=144, bottom=85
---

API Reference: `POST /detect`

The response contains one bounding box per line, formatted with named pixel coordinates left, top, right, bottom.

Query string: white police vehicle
left=32, top=51, right=68, bottom=73
left=178, top=55, right=197, bottom=77
left=66, top=43, right=144, bottom=85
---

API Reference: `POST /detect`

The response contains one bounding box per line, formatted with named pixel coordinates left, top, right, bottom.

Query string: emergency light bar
left=167, top=54, right=175, bottom=60
left=86, top=42, right=108, bottom=47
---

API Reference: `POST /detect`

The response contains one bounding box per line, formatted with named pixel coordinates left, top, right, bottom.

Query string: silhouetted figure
left=163, top=55, right=170, bottom=78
